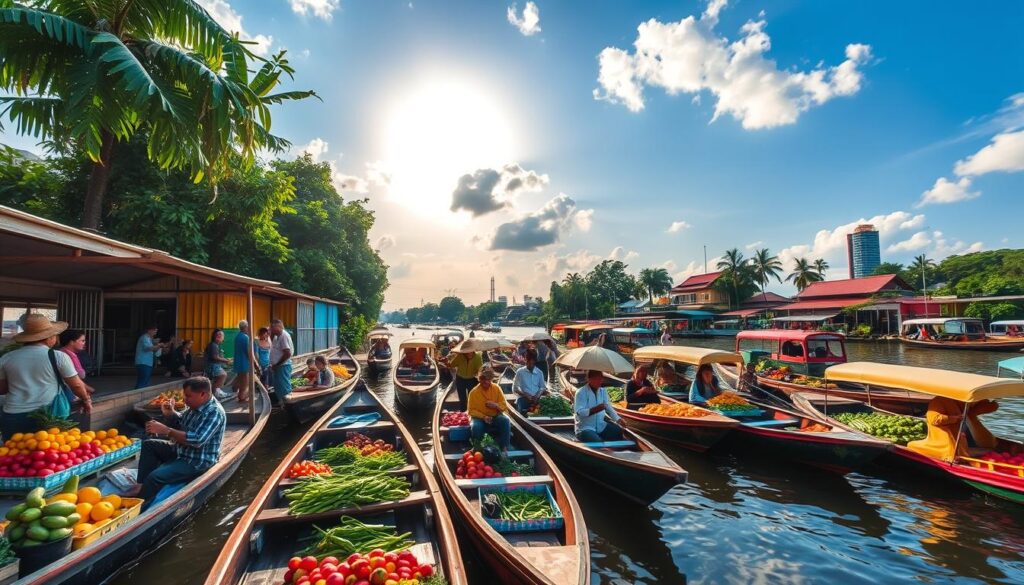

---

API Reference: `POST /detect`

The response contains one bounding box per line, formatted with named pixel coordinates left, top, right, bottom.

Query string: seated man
left=573, top=370, right=623, bottom=443
left=512, top=350, right=546, bottom=413
left=467, top=366, right=511, bottom=452
left=126, top=376, right=226, bottom=501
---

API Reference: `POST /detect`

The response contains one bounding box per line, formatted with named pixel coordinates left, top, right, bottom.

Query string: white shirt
left=0, top=345, right=77, bottom=414
left=660, top=332, right=671, bottom=345
left=270, top=329, right=294, bottom=365
left=512, top=365, right=546, bottom=399
left=573, top=384, right=621, bottom=435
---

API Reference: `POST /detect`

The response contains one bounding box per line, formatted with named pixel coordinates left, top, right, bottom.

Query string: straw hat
left=14, top=314, right=68, bottom=343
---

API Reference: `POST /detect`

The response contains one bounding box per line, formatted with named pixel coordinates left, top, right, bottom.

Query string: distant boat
left=900, top=318, right=1024, bottom=351
left=393, top=338, right=442, bottom=409
left=282, top=346, right=362, bottom=424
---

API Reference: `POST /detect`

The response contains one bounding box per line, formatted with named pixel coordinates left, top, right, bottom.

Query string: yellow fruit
left=34, top=431, right=48, bottom=441
left=70, top=441, right=80, bottom=449
left=107, top=429, right=119, bottom=438
left=73, top=523, right=94, bottom=536
left=38, top=441, right=51, bottom=450
left=95, top=431, right=107, bottom=440
left=10, top=433, right=23, bottom=441
left=76, top=503, right=93, bottom=518
left=77, top=487, right=103, bottom=505
left=92, top=518, right=111, bottom=529
left=25, top=440, right=37, bottom=450
left=60, top=445, right=71, bottom=453
left=51, top=493, right=77, bottom=504
left=47, top=427, right=60, bottom=435
left=0, top=448, right=8, bottom=457
left=90, top=502, right=114, bottom=522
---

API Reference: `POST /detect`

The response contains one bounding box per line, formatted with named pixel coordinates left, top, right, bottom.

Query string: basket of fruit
left=144, top=389, right=185, bottom=410
left=706, top=392, right=765, bottom=417
left=441, top=411, right=471, bottom=441
left=0, top=428, right=136, bottom=494
left=3, top=482, right=80, bottom=576
left=69, top=486, right=143, bottom=550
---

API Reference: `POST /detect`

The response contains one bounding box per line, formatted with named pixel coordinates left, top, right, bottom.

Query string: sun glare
left=380, top=76, right=517, bottom=220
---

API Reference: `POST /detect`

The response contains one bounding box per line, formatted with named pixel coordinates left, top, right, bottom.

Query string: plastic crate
left=71, top=497, right=143, bottom=550
left=478, top=484, right=563, bottom=534
left=448, top=426, right=471, bottom=442
left=0, top=440, right=140, bottom=495
left=709, top=407, right=766, bottom=418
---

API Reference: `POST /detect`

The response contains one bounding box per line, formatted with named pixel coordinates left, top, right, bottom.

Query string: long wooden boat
left=14, top=385, right=272, bottom=585
left=899, top=317, right=1024, bottom=351
left=433, top=384, right=590, bottom=585
left=797, top=362, right=1024, bottom=504
left=430, top=330, right=464, bottom=385
left=393, top=338, right=441, bottom=410
left=488, top=351, right=514, bottom=375
left=205, top=380, right=467, bottom=585
left=899, top=337, right=1024, bottom=351
left=556, top=366, right=738, bottom=452
left=283, top=347, right=362, bottom=424
left=497, top=368, right=686, bottom=504
left=366, top=328, right=394, bottom=376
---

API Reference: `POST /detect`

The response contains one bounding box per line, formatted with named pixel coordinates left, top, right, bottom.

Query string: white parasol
left=553, top=345, right=634, bottom=375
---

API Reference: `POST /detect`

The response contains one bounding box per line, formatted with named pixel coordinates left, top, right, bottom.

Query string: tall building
left=847, top=224, right=881, bottom=279
left=497, top=295, right=508, bottom=305
left=490, top=276, right=495, bottom=302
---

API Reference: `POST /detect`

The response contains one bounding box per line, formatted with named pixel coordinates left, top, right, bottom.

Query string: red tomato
left=474, top=452, right=483, bottom=462
left=325, top=575, right=345, bottom=585
left=301, top=556, right=319, bottom=572
left=296, top=577, right=310, bottom=585
left=309, top=570, right=322, bottom=581
left=369, top=548, right=385, bottom=558
left=396, top=559, right=411, bottom=570
left=419, top=564, right=434, bottom=577
left=347, top=554, right=362, bottom=565
left=284, top=569, right=295, bottom=583
left=322, top=556, right=340, bottom=567
left=383, top=552, right=398, bottom=563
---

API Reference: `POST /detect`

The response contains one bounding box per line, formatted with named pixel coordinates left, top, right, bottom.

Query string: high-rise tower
left=847, top=224, right=881, bottom=278
left=490, top=276, right=495, bottom=303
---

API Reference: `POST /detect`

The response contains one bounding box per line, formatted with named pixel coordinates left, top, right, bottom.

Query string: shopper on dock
left=204, top=329, right=231, bottom=399
left=231, top=320, right=253, bottom=403
left=134, top=325, right=165, bottom=389
left=168, top=339, right=194, bottom=378
left=573, top=369, right=623, bottom=443
left=269, top=319, right=294, bottom=400
left=512, top=350, right=546, bottom=413
left=467, top=366, right=511, bottom=451
left=58, top=329, right=96, bottom=397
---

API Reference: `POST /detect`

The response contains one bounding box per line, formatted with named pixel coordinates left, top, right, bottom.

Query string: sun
left=380, top=75, right=518, bottom=220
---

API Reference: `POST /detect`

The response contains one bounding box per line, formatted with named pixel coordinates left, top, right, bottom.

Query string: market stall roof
left=720, top=308, right=765, bottom=317
left=611, top=327, right=656, bottom=334
left=633, top=346, right=743, bottom=366
left=794, top=274, right=913, bottom=299
left=770, top=314, right=839, bottom=322
left=825, top=362, right=1024, bottom=403
left=583, top=324, right=614, bottom=331
left=671, top=310, right=717, bottom=317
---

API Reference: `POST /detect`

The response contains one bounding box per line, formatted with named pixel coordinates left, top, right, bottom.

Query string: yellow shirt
left=467, top=382, right=508, bottom=420
left=450, top=352, right=482, bottom=380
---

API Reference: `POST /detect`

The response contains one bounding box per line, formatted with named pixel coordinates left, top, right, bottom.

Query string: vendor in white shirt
left=512, top=350, right=547, bottom=413
left=573, top=370, right=623, bottom=443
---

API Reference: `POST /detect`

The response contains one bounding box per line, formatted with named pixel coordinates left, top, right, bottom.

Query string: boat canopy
left=611, top=327, right=656, bottom=334
left=563, top=324, right=591, bottom=331
left=399, top=338, right=435, bottom=350
left=990, top=320, right=1024, bottom=327
left=583, top=324, right=614, bottom=331
left=737, top=330, right=845, bottom=342
left=770, top=314, right=837, bottom=322
left=902, top=318, right=979, bottom=326
left=825, top=362, right=1024, bottom=402
left=633, top=346, right=743, bottom=366
left=997, top=357, right=1024, bottom=377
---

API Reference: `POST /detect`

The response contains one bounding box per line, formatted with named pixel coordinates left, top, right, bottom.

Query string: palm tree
left=716, top=248, right=748, bottom=309
left=563, top=272, right=586, bottom=317
left=911, top=254, right=937, bottom=294
left=751, top=249, right=783, bottom=301
left=813, top=258, right=830, bottom=277
left=787, top=258, right=824, bottom=291
left=638, top=267, right=674, bottom=301
left=0, top=3, right=316, bottom=229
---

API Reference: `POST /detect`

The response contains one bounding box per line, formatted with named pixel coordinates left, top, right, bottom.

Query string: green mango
left=18, top=507, right=42, bottom=523
left=6, top=524, right=26, bottom=542
left=47, top=527, right=72, bottom=541
left=5, top=503, right=27, bottom=521
left=26, top=525, right=50, bottom=542
left=42, top=501, right=76, bottom=517
left=64, top=513, right=81, bottom=526
left=25, top=487, right=46, bottom=509
left=41, top=515, right=68, bottom=529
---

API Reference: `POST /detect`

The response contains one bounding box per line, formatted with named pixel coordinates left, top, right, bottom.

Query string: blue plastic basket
left=448, top=426, right=471, bottom=442
left=0, top=439, right=140, bottom=495
left=479, top=484, right=564, bottom=534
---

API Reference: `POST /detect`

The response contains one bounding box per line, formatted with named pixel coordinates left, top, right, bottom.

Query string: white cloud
left=333, top=172, right=368, bottom=194
left=886, top=231, right=931, bottom=253
left=916, top=177, right=980, bottom=207
left=507, top=2, right=541, bottom=36
left=672, top=258, right=720, bottom=284
left=667, top=220, right=691, bottom=233
left=953, top=130, right=1024, bottom=177
left=297, top=137, right=329, bottom=161
left=365, top=161, right=392, bottom=188
left=777, top=211, right=924, bottom=271
left=389, top=261, right=412, bottom=279
left=289, top=0, right=340, bottom=21
left=574, top=209, right=594, bottom=232
left=375, top=234, right=396, bottom=251
left=609, top=247, right=640, bottom=262
left=745, top=241, right=764, bottom=250
left=197, top=0, right=272, bottom=56
left=930, top=231, right=984, bottom=257
left=594, top=0, right=872, bottom=129
left=535, top=249, right=603, bottom=276
left=330, top=159, right=391, bottom=194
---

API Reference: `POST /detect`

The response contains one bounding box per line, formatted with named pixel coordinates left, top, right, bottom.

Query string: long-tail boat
left=205, top=380, right=467, bottom=584
left=365, top=328, right=394, bottom=376
left=432, top=384, right=590, bottom=585
left=900, top=318, right=1024, bottom=351
left=392, top=339, right=441, bottom=410
left=497, top=367, right=686, bottom=504
left=283, top=346, right=362, bottom=424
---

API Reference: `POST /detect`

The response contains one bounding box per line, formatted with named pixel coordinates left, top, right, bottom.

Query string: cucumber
left=25, top=487, right=46, bottom=509
left=6, top=524, right=26, bottom=542
left=26, top=525, right=50, bottom=542
left=19, top=539, right=41, bottom=548
left=41, top=515, right=68, bottom=529
left=42, top=501, right=76, bottom=517
left=18, top=507, right=42, bottom=523
left=47, top=527, right=72, bottom=541
left=5, top=503, right=27, bottom=521
left=65, top=513, right=81, bottom=526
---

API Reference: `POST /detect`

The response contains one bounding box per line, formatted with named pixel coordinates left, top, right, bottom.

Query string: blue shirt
left=135, top=334, right=157, bottom=367
left=255, top=343, right=271, bottom=368
left=233, top=332, right=251, bottom=373
left=689, top=376, right=723, bottom=404
left=167, top=398, right=227, bottom=471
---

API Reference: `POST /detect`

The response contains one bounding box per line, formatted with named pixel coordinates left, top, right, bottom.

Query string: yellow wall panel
left=272, top=299, right=297, bottom=327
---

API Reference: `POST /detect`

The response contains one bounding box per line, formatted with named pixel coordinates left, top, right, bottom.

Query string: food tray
left=448, top=426, right=471, bottom=442
left=71, top=497, right=143, bottom=550
left=0, top=440, right=140, bottom=495
left=478, top=484, right=563, bottom=534
left=709, top=407, right=766, bottom=418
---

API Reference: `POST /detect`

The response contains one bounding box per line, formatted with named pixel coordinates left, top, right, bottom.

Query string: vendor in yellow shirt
left=467, top=365, right=511, bottom=452
left=449, top=348, right=483, bottom=409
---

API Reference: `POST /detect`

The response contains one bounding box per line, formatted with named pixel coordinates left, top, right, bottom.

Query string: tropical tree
left=716, top=248, right=749, bottom=309
left=911, top=254, right=937, bottom=292
left=787, top=257, right=824, bottom=291
left=812, top=258, right=830, bottom=277
left=872, top=262, right=905, bottom=276
left=638, top=267, right=674, bottom=301
left=437, top=296, right=466, bottom=323
left=0, top=2, right=316, bottom=229
left=750, top=249, right=783, bottom=301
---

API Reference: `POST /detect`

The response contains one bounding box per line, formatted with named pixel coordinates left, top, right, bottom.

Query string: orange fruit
left=76, top=502, right=93, bottom=518
left=95, top=431, right=107, bottom=440
left=77, top=486, right=103, bottom=505
left=73, top=523, right=94, bottom=537
left=101, top=495, right=121, bottom=509
left=92, top=518, right=111, bottom=529
left=10, top=433, right=23, bottom=442
left=38, top=440, right=51, bottom=450
left=34, top=430, right=48, bottom=441
left=90, top=501, right=114, bottom=522
left=46, top=427, right=60, bottom=435
left=107, top=429, right=119, bottom=438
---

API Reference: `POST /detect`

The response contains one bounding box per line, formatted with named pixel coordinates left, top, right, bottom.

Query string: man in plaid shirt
left=125, top=376, right=227, bottom=502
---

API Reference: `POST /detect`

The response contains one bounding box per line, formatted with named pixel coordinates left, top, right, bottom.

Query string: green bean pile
left=341, top=450, right=406, bottom=472
left=314, top=445, right=360, bottom=467
left=495, top=490, right=556, bottom=521
left=285, top=472, right=410, bottom=515
left=298, top=516, right=413, bottom=560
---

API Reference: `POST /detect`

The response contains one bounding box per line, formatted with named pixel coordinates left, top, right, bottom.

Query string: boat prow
left=283, top=346, right=362, bottom=424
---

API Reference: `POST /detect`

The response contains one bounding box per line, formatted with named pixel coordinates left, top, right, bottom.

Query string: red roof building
left=668, top=271, right=730, bottom=311
left=791, top=274, right=914, bottom=301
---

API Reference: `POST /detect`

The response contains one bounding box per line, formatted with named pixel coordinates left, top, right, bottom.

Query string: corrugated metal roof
left=795, top=274, right=913, bottom=299
left=774, top=298, right=867, bottom=311
left=670, top=271, right=722, bottom=292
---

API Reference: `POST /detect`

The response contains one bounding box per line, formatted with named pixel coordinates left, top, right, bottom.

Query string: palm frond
left=261, top=90, right=320, bottom=105
left=0, top=95, right=63, bottom=140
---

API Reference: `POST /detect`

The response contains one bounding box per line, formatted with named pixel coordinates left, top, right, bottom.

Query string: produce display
left=454, top=450, right=505, bottom=480
left=974, top=451, right=1024, bottom=475
left=344, top=433, right=395, bottom=457
left=313, top=444, right=405, bottom=472
left=440, top=411, right=469, bottom=427
left=483, top=489, right=556, bottom=522
left=290, top=376, right=308, bottom=387
left=0, top=428, right=133, bottom=477
left=330, top=364, right=352, bottom=379
left=298, top=516, right=413, bottom=560
left=0, top=533, right=15, bottom=567
left=65, top=484, right=137, bottom=537
left=605, top=387, right=625, bottom=403
left=146, top=389, right=185, bottom=409
left=288, top=460, right=333, bottom=478
left=4, top=479, right=80, bottom=547
left=706, top=392, right=761, bottom=414
left=281, top=548, right=442, bottom=585
left=833, top=412, right=926, bottom=445
left=799, top=423, right=831, bottom=433
left=755, top=363, right=827, bottom=388
left=638, top=403, right=711, bottom=418
left=530, top=395, right=573, bottom=417
left=28, top=410, right=77, bottom=431
left=284, top=472, right=410, bottom=515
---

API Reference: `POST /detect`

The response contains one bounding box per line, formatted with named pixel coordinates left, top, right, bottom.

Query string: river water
left=113, top=327, right=1024, bottom=585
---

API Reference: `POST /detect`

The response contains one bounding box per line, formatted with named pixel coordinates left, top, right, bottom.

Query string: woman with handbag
left=0, top=315, right=92, bottom=437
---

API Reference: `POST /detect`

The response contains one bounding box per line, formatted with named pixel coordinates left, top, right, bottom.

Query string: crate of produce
left=100, top=440, right=141, bottom=467
left=71, top=497, right=143, bottom=550
left=478, top=484, right=563, bottom=534
left=0, top=439, right=140, bottom=495
left=447, top=426, right=471, bottom=442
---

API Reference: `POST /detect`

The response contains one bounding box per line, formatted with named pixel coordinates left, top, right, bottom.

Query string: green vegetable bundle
left=298, top=516, right=413, bottom=560
left=0, top=535, right=15, bottom=567
left=534, top=395, right=573, bottom=417
left=284, top=472, right=410, bottom=515
left=495, top=490, right=556, bottom=521
left=605, top=387, right=625, bottom=403
left=833, top=412, right=926, bottom=445
left=314, top=445, right=360, bottom=467
left=29, top=409, right=77, bottom=431
left=494, top=459, right=535, bottom=476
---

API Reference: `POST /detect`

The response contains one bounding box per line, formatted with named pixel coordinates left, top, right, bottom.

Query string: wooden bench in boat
left=454, top=475, right=553, bottom=489
left=743, top=418, right=801, bottom=429
left=579, top=440, right=636, bottom=449
left=313, top=420, right=396, bottom=437
left=255, top=490, right=431, bottom=524
left=443, top=449, right=533, bottom=461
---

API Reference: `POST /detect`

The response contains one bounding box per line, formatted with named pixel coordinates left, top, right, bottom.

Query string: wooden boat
left=430, top=330, right=464, bottom=385
left=18, top=385, right=271, bottom=585
left=796, top=362, right=1024, bottom=504
left=732, top=329, right=931, bottom=415
left=366, top=328, right=394, bottom=376
left=205, top=380, right=467, bottom=585
left=489, top=350, right=514, bottom=374
left=608, top=327, right=658, bottom=356
left=433, top=384, right=590, bottom=585
left=556, top=363, right=738, bottom=452
left=497, top=368, right=686, bottom=504
left=900, top=317, right=1024, bottom=351
left=283, top=347, right=362, bottom=425
left=392, top=338, right=441, bottom=409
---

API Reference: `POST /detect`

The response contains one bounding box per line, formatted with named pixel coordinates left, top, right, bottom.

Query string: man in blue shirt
left=231, top=320, right=252, bottom=403
left=126, top=376, right=227, bottom=502
left=512, top=350, right=546, bottom=413
left=134, top=325, right=165, bottom=389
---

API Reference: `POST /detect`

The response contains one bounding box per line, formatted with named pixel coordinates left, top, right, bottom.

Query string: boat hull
left=609, top=407, right=736, bottom=452
left=283, top=349, right=361, bottom=424
left=885, top=447, right=1024, bottom=504
left=394, top=385, right=439, bottom=409
left=367, top=358, right=392, bottom=375
left=722, top=424, right=887, bottom=474
left=899, top=337, right=1024, bottom=351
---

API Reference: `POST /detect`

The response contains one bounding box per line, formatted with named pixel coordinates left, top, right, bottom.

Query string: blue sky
left=3, top=1, right=1022, bottom=310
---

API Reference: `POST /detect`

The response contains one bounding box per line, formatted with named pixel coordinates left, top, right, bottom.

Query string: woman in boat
left=656, top=363, right=687, bottom=394
left=688, top=364, right=724, bottom=405
left=467, top=366, right=511, bottom=451
left=625, top=364, right=659, bottom=405
left=573, top=370, right=623, bottom=443
left=907, top=396, right=967, bottom=461
left=204, top=329, right=231, bottom=398
left=58, top=329, right=96, bottom=397
left=301, top=358, right=319, bottom=384
left=302, top=355, right=336, bottom=392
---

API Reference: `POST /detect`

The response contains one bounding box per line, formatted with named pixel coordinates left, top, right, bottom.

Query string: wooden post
left=247, top=287, right=256, bottom=427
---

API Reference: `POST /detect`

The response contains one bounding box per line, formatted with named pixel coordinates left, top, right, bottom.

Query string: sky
left=3, top=0, right=1023, bottom=311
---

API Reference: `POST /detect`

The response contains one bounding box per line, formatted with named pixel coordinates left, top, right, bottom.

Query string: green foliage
left=873, top=262, right=905, bottom=276
left=963, top=302, right=991, bottom=321
left=339, top=313, right=373, bottom=350
left=786, top=257, right=824, bottom=292
left=587, top=260, right=636, bottom=310
left=438, top=296, right=466, bottom=322
left=989, top=302, right=1022, bottom=321
left=638, top=267, right=673, bottom=301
